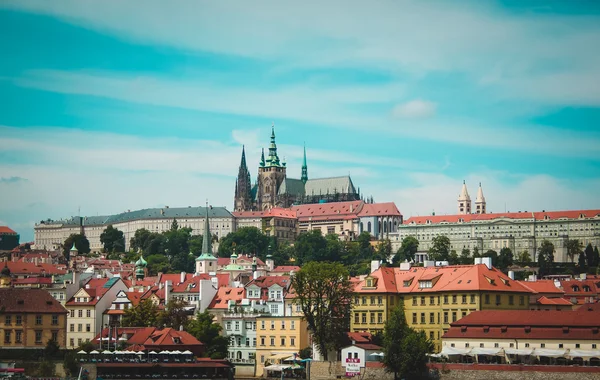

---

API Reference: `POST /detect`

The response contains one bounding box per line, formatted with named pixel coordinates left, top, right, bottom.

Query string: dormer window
left=418, top=280, right=433, bottom=289
left=572, top=285, right=580, bottom=292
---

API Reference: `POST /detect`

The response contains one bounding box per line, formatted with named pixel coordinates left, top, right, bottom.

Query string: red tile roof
left=232, top=211, right=265, bottom=218
left=5, top=262, right=66, bottom=276
left=444, top=309, right=600, bottom=340
left=246, top=275, right=290, bottom=290
left=347, top=332, right=373, bottom=343
left=207, top=287, right=245, bottom=309
left=517, top=280, right=564, bottom=295
left=536, top=296, right=573, bottom=306
left=0, top=226, right=17, bottom=234
left=158, top=273, right=195, bottom=285
left=271, top=266, right=300, bottom=273
left=12, top=277, right=53, bottom=285
left=0, top=288, right=67, bottom=313
left=292, top=201, right=363, bottom=221
left=217, top=254, right=265, bottom=266
left=357, top=202, right=402, bottom=217
left=405, top=209, right=600, bottom=225
left=263, top=208, right=297, bottom=219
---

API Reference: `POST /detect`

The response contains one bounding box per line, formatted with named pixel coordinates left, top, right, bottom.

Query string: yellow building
left=352, top=262, right=532, bottom=351
left=255, top=315, right=309, bottom=376
left=0, top=287, right=68, bottom=348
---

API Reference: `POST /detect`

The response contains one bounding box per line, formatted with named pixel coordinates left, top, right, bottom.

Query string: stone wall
left=309, top=361, right=600, bottom=380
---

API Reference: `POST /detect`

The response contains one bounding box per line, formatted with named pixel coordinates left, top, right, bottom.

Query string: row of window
left=70, top=309, right=92, bottom=318
left=69, top=323, right=91, bottom=332
left=4, top=315, right=59, bottom=326
left=3, top=329, right=56, bottom=344
left=257, top=336, right=296, bottom=347
left=354, top=296, right=385, bottom=306
left=354, top=312, right=384, bottom=324
left=69, top=337, right=90, bottom=347
left=409, top=294, right=525, bottom=307
left=412, top=310, right=475, bottom=325
left=450, top=342, right=596, bottom=350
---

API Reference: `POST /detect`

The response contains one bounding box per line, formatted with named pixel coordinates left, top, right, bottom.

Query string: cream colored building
left=34, top=206, right=235, bottom=252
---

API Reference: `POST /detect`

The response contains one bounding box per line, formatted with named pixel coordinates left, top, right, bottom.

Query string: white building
left=34, top=206, right=235, bottom=252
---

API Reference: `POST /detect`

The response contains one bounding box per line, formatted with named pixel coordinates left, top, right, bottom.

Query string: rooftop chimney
left=180, top=271, right=186, bottom=284
left=370, top=260, right=381, bottom=273
left=508, top=271, right=515, bottom=280
left=165, top=280, right=171, bottom=305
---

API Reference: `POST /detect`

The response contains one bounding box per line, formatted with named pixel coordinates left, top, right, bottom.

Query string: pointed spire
left=260, top=148, right=265, bottom=167
left=201, top=202, right=213, bottom=256
left=301, top=143, right=308, bottom=184
left=240, top=145, right=247, bottom=169
left=458, top=180, right=471, bottom=201
left=476, top=182, right=485, bottom=203
left=267, top=123, right=280, bottom=167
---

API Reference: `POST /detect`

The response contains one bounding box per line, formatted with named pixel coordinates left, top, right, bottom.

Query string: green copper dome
left=135, top=255, right=147, bottom=268
left=70, top=243, right=78, bottom=252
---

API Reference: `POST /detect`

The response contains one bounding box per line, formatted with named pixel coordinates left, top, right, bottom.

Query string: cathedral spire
left=240, top=145, right=247, bottom=170
left=267, top=123, right=280, bottom=167
left=201, top=203, right=213, bottom=256
left=301, top=143, right=308, bottom=184
left=458, top=180, right=472, bottom=215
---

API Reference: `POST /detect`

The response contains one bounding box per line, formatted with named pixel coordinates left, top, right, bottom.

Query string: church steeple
left=234, top=145, right=253, bottom=211
left=266, top=123, right=281, bottom=167
left=201, top=204, right=212, bottom=256
left=458, top=180, right=472, bottom=215
left=475, top=182, right=486, bottom=214
left=301, top=144, right=308, bottom=184
left=195, top=203, right=217, bottom=274
left=259, top=148, right=265, bottom=167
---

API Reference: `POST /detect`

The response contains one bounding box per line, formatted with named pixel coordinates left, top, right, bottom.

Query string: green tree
left=538, top=240, right=555, bottom=277
left=37, top=361, right=56, bottom=377
left=394, top=236, right=419, bottom=264
left=291, top=262, right=353, bottom=360
left=159, top=299, right=191, bottom=330
left=497, top=247, right=514, bottom=270
left=122, top=299, right=160, bottom=327
left=593, top=246, right=600, bottom=268
left=382, top=303, right=433, bottom=380
left=63, top=351, right=79, bottom=377
left=578, top=250, right=587, bottom=269
left=63, top=234, right=91, bottom=260
left=218, top=227, right=270, bottom=259
left=357, top=232, right=375, bottom=261
left=293, top=230, right=328, bottom=265
left=484, top=250, right=498, bottom=267
left=44, top=337, right=60, bottom=359
left=130, top=228, right=155, bottom=253
left=187, top=311, right=229, bottom=359
left=448, top=250, right=459, bottom=265
left=325, top=233, right=344, bottom=262
left=298, top=347, right=313, bottom=359
left=375, top=239, right=392, bottom=262
left=188, top=235, right=204, bottom=256
left=146, top=254, right=171, bottom=275
left=584, top=243, right=594, bottom=267
left=100, top=225, right=125, bottom=253
left=171, top=218, right=179, bottom=231
left=515, top=250, right=531, bottom=265
left=472, top=246, right=480, bottom=258
left=566, top=239, right=583, bottom=263
left=428, top=235, right=451, bottom=262
left=459, top=248, right=471, bottom=265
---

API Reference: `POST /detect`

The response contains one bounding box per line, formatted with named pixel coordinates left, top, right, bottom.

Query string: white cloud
left=391, top=100, right=436, bottom=119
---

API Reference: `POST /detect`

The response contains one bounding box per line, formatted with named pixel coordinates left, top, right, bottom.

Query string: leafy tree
left=293, top=230, right=328, bottom=265
left=44, top=337, right=60, bottom=358
left=271, top=239, right=294, bottom=266
left=382, top=303, right=433, bottom=380
left=130, top=228, right=155, bottom=253
left=448, top=250, right=459, bottom=265
left=291, top=262, right=353, bottom=360
left=187, top=311, right=229, bottom=359
left=484, top=250, right=498, bottom=267
left=159, top=299, right=191, bottom=330
left=566, top=239, right=583, bottom=263
left=585, top=243, right=594, bottom=268
left=357, top=232, right=375, bottom=261
left=537, top=240, right=555, bottom=277
left=218, top=227, right=270, bottom=259
left=325, top=234, right=344, bottom=262
left=472, top=246, right=480, bottom=258
left=340, top=241, right=360, bottom=266
left=515, top=250, right=531, bottom=265
left=63, top=234, right=91, bottom=260
left=428, top=235, right=450, bottom=262
left=171, top=252, right=195, bottom=273
left=375, top=239, right=392, bottom=262
left=497, top=247, right=514, bottom=270
left=459, top=248, right=471, bottom=265
left=298, top=347, right=313, bottom=360
left=37, top=361, right=56, bottom=377
left=394, top=236, right=419, bottom=264
left=122, top=299, right=160, bottom=327
left=578, top=250, right=587, bottom=269
left=63, top=351, right=79, bottom=377
left=595, top=246, right=600, bottom=267
left=146, top=254, right=171, bottom=275
left=188, top=235, right=204, bottom=256
left=171, top=218, right=179, bottom=231
left=100, top=225, right=125, bottom=253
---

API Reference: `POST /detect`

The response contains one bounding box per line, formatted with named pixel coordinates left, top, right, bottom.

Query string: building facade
left=254, top=316, right=309, bottom=376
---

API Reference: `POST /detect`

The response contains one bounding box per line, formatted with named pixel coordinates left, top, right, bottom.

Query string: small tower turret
left=135, top=255, right=147, bottom=280
left=458, top=180, right=472, bottom=214
left=0, top=262, right=12, bottom=288
left=475, top=182, right=486, bottom=214
left=301, top=144, right=308, bottom=184
left=195, top=204, right=217, bottom=274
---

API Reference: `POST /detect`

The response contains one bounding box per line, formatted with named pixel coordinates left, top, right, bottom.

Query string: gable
left=74, top=288, right=91, bottom=298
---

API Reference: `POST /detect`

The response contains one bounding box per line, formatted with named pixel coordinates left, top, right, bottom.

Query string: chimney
left=164, top=280, right=171, bottom=305
left=180, top=271, right=186, bottom=284
left=508, top=271, right=515, bottom=280
left=350, top=204, right=353, bottom=213
left=581, top=273, right=587, bottom=280
left=399, top=262, right=411, bottom=271
left=481, top=257, right=492, bottom=270
left=253, top=270, right=259, bottom=280
left=474, top=257, right=483, bottom=265
left=370, top=260, right=381, bottom=273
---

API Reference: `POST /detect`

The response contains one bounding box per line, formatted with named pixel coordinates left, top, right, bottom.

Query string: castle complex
left=234, top=126, right=361, bottom=211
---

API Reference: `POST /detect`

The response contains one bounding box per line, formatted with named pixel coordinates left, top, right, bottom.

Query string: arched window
left=367, top=222, right=372, bottom=233
left=389, top=221, right=392, bottom=232
left=360, top=222, right=363, bottom=233
left=384, top=223, right=387, bottom=233
left=237, top=351, right=242, bottom=359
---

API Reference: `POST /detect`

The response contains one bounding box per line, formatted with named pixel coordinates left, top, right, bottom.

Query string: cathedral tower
left=257, top=124, right=286, bottom=210
left=458, top=180, right=472, bottom=214
left=234, top=145, right=253, bottom=211
left=475, top=182, right=486, bottom=214
left=301, top=144, right=308, bottom=184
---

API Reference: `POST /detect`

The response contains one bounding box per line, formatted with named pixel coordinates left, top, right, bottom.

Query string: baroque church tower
left=234, top=145, right=253, bottom=212
left=458, top=180, right=472, bottom=214
left=475, top=182, right=486, bottom=214
left=256, top=125, right=287, bottom=210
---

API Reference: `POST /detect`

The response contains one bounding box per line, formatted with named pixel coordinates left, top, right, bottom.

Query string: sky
left=1, top=0, right=600, bottom=242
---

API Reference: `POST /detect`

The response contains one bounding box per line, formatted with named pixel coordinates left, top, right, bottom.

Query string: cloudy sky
left=1, top=1, right=599, bottom=242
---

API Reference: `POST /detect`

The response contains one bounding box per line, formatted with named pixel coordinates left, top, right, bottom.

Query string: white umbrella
left=114, top=351, right=124, bottom=355
left=181, top=350, right=192, bottom=355
left=77, top=350, right=88, bottom=354
left=118, top=336, right=128, bottom=341
left=172, top=350, right=181, bottom=355
left=169, top=351, right=179, bottom=355
left=159, top=351, right=169, bottom=354
left=89, top=350, right=100, bottom=354
left=149, top=351, right=158, bottom=355
left=102, top=350, right=113, bottom=354
left=136, top=351, right=145, bottom=355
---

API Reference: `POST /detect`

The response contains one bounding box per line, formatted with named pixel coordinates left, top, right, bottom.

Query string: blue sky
left=1, top=0, right=599, bottom=242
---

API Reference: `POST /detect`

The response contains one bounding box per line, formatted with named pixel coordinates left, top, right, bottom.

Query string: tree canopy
left=217, top=227, right=270, bottom=259
left=187, top=311, right=229, bottom=359
left=394, top=236, right=419, bottom=264
left=100, top=225, right=125, bottom=253
left=497, top=247, right=514, bottom=270
left=566, top=239, right=583, bottom=263
left=538, top=240, right=555, bottom=277
left=122, top=299, right=160, bottom=327
left=291, top=262, right=353, bottom=360
left=63, top=234, right=91, bottom=260
left=382, top=303, right=433, bottom=380
left=428, top=235, right=451, bottom=262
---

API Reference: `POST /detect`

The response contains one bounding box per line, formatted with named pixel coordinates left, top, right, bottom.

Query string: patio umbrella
left=172, top=350, right=181, bottom=355
left=149, top=351, right=158, bottom=355
left=102, top=350, right=113, bottom=354
left=77, top=350, right=87, bottom=354
left=136, top=351, right=145, bottom=355
left=89, top=350, right=100, bottom=354
left=159, top=351, right=169, bottom=354
left=181, top=350, right=192, bottom=355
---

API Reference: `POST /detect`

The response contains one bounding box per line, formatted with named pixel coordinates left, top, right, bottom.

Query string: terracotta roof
left=271, top=266, right=300, bottom=273
left=357, top=202, right=402, bottom=217
left=444, top=310, right=600, bottom=340
left=356, top=264, right=531, bottom=294
left=347, top=332, right=373, bottom=343
left=171, top=274, right=213, bottom=293
left=536, top=296, right=573, bottom=306
left=560, top=279, right=600, bottom=296
left=263, top=208, right=297, bottom=219
left=246, top=275, right=291, bottom=290
left=12, top=277, right=53, bottom=285
left=0, top=288, right=67, bottom=313
left=292, top=201, right=364, bottom=221
left=126, top=292, right=143, bottom=306
left=354, top=343, right=382, bottom=350
left=232, top=211, right=265, bottom=218
left=0, top=226, right=17, bottom=234
left=5, top=262, right=66, bottom=275
left=66, top=285, right=109, bottom=306
left=516, top=280, right=564, bottom=295
left=95, top=327, right=202, bottom=347
left=208, top=287, right=245, bottom=309
left=404, top=209, right=600, bottom=225
left=158, top=273, right=195, bottom=285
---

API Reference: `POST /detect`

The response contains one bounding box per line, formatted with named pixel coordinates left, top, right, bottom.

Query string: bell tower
left=475, top=182, right=486, bottom=214
left=257, top=124, right=286, bottom=210
left=458, top=180, right=471, bottom=215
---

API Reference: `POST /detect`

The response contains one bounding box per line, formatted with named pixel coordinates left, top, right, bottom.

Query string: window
left=509, top=343, right=514, bottom=348
left=494, top=343, right=499, bottom=348
left=270, top=304, right=278, bottom=314
left=362, top=313, right=367, bottom=323
left=443, top=312, right=448, bottom=324
left=281, top=337, right=286, bottom=346
left=78, top=324, right=82, bottom=332
left=412, top=313, right=417, bottom=324
left=461, top=295, right=467, bottom=304
left=78, top=310, right=83, bottom=318
left=5, top=316, right=11, bottom=325
left=35, top=330, right=42, bottom=344
left=421, top=296, right=426, bottom=305
left=4, top=330, right=11, bottom=344
left=252, top=338, right=256, bottom=347
left=378, top=313, right=383, bottom=324
left=270, top=337, right=275, bottom=346
left=484, top=294, right=490, bottom=304
left=235, top=321, right=240, bottom=330
left=525, top=343, right=530, bottom=348
left=226, top=322, right=231, bottom=330
left=452, top=312, right=457, bottom=322
left=260, top=337, right=265, bottom=346
left=70, top=338, right=74, bottom=347
left=354, top=297, right=359, bottom=305
left=541, top=344, right=546, bottom=348
left=559, top=344, right=563, bottom=348
left=370, top=313, right=375, bottom=324
left=35, top=315, right=42, bottom=325
left=378, top=296, right=383, bottom=305
left=78, top=338, right=82, bottom=346
left=419, top=281, right=432, bottom=289
left=576, top=344, right=581, bottom=349
left=430, top=296, right=435, bottom=305
left=52, top=315, right=59, bottom=325
left=420, top=313, right=425, bottom=324
left=362, top=297, right=367, bottom=305
left=70, top=310, right=75, bottom=318
left=261, top=321, right=265, bottom=330
left=52, top=331, right=58, bottom=342
left=290, top=337, right=296, bottom=346
left=480, top=343, right=484, bottom=348
left=86, top=310, right=91, bottom=318
left=465, top=343, right=470, bottom=348
left=281, top=321, right=286, bottom=330
left=508, top=295, right=514, bottom=305
left=429, top=331, right=434, bottom=340
left=86, top=324, right=91, bottom=332
left=452, top=295, right=457, bottom=304
left=430, top=313, right=435, bottom=324
left=470, top=294, right=475, bottom=304
left=443, top=295, right=449, bottom=304
left=16, top=315, right=22, bottom=325
left=70, top=324, right=74, bottom=332
left=245, top=338, right=250, bottom=347
left=370, top=296, right=375, bottom=305
left=270, top=321, right=275, bottom=330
